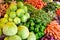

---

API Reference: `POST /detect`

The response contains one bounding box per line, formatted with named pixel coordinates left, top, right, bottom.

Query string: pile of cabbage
left=0, top=1, right=36, bottom=40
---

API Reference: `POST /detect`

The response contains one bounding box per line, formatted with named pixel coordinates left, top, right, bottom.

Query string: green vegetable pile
left=4, top=1, right=30, bottom=24
left=0, top=19, right=36, bottom=40
left=23, top=18, right=45, bottom=40
left=24, top=3, right=56, bottom=40
left=0, top=1, right=36, bottom=40
left=43, top=2, right=60, bottom=13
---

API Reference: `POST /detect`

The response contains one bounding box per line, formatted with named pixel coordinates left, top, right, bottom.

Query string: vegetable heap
left=25, top=0, right=47, bottom=9
left=0, top=1, right=36, bottom=40
left=23, top=18, right=45, bottom=40
left=24, top=3, right=56, bottom=40
left=0, top=17, right=36, bottom=40
left=43, top=2, right=60, bottom=13
left=4, top=1, right=30, bottom=24
left=45, top=20, right=60, bottom=40
left=25, top=3, right=55, bottom=24
left=31, top=10, right=54, bottom=25
left=0, top=0, right=60, bottom=40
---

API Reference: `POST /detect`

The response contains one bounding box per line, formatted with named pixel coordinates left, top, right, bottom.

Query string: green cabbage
left=14, top=17, right=21, bottom=24
left=17, top=26, right=29, bottom=39
left=21, top=15, right=27, bottom=22
left=9, top=4, right=17, bottom=11
left=3, top=22, right=18, bottom=36
left=9, top=12, right=16, bottom=19
left=17, top=1, right=24, bottom=8
left=16, top=9, right=25, bottom=17
left=4, top=35, right=21, bottom=40
left=27, top=32, right=36, bottom=40
left=0, top=18, right=8, bottom=24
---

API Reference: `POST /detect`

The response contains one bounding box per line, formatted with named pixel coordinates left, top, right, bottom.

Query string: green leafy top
left=31, top=10, right=53, bottom=24
left=43, top=2, right=60, bottom=12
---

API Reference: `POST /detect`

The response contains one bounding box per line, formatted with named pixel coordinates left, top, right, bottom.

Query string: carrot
left=25, top=0, right=47, bottom=9
left=44, top=20, right=60, bottom=39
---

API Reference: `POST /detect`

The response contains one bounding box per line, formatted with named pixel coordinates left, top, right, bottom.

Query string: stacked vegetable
left=0, top=1, right=36, bottom=40
left=43, top=2, right=60, bottom=13
left=0, top=0, right=60, bottom=40
left=45, top=20, right=60, bottom=40
left=25, top=0, right=47, bottom=9
left=5, top=1, right=30, bottom=24
left=23, top=2, right=56, bottom=40
left=22, top=18, right=45, bottom=40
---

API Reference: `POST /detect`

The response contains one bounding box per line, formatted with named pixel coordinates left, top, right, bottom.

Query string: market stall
left=0, top=0, right=60, bottom=40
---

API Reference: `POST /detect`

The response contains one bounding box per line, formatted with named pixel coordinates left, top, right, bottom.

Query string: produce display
left=5, top=1, right=30, bottom=24
left=0, top=0, right=60, bottom=40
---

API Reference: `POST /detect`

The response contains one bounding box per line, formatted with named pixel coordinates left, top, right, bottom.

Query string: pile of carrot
left=44, top=20, right=60, bottom=40
left=25, top=0, right=47, bottom=9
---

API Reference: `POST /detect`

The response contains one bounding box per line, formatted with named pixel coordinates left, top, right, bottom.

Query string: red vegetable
left=56, top=8, right=60, bottom=15
left=25, top=0, right=47, bottom=9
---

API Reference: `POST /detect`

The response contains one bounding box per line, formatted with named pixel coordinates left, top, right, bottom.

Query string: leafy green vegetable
left=17, top=26, right=29, bottom=39
left=9, top=12, right=16, bottom=19
left=43, top=2, right=60, bottom=12
left=3, top=22, right=18, bottom=36
left=31, top=10, right=52, bottom=24
left=9, top=4, right=17, bottom=11
left=4, top=35, right=21, bottom=40
left=25, top=13, right=30, bottom=19
left=21, top=15, right=28, bottom=22
left=4, top=2, right=30, bottom=25
left=22, top=18, right=45, bottom=40
left=16, top=9, right=25, bottom=17
left=9, top=18, right=13, bottom=22
left=23, top=6, right=28, bottom=13
left=17, top=1, right=24, bottom=8
left=25, top=4, right=37, bottom=13
left=14, top=17, right=21, bottom=24
left=27, top=32, right=36, bottom=40
left=0, top=18, right=8, bottom=24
